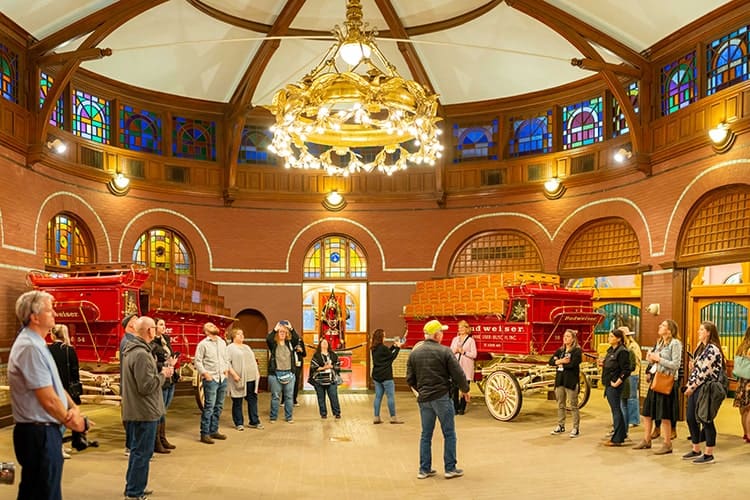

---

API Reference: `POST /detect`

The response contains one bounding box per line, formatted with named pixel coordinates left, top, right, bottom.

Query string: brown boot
left=160, top=422, right=176, bottom=450
left=154, top=425, right=170, bottom=454
left=650, top=427, right=661, bottom=439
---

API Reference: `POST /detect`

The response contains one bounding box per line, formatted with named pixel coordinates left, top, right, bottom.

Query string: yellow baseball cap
left=423, top=319, right=448, bottom=336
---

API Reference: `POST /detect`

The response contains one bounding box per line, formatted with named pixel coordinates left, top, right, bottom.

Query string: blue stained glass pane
left=452, top=119, right=498, bottom=163
left=706, top=25, right=750, bottom=95
left=508, top=110, right=552, bottom=157
left=120, top=105, right=162, bottom=154
left=172, top=116, right=216, bottom=161
left=661, top=52, right=696, bottom=116
left=238, top=126, right=276, bottom=165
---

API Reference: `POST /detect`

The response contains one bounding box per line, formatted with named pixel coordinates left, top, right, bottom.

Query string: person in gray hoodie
left=122, top=316, right=173, bottom=500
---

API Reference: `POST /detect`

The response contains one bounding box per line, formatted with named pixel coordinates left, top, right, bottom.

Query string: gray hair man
left=406, top=319, right=470, bottom=480
left=194, top=322, right=229, bottom=443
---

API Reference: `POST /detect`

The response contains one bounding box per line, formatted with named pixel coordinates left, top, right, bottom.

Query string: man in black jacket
left=406, top=320, right=470, bottom=480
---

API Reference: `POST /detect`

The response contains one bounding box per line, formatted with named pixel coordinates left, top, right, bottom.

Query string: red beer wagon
left=403, top=272, right=604, bottom=421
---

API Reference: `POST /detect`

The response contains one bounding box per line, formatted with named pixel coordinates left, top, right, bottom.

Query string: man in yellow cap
left=406, top=319, right=470, bottom=480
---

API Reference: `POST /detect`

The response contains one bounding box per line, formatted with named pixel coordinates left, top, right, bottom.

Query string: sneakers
left=210, top=432, right=227, bottom=440
left=62, top=450, right=71, bottom=459
left=236, top=425, right=245, bottom=431
left=444, top=469, right=464, bottom=479
left=287, top=419, right=294, bottom=424
left=390, top=417, right=404, bottom=424
left=416, top=469, right=437, bottom=479
left=550, top=425, right=565, bottom=435
left=682, top=450, right=702, bottom=460
left=373, top=416, right=383, bottom=424
left=693, top=454, right=714, bottom=464
left=200, top=435, right=214, bottom=444
left=249, top=423, right=264, bottom=429
left=569, top=428, right=580, bottom=438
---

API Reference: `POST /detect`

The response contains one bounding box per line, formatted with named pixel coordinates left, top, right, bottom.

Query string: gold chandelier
left=266, top=0, right=443, bottom=176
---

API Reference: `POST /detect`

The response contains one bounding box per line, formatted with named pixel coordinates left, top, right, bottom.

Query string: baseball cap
left=121, top=313, right=137, bottom=329
left=423, top=319, right=448, bottom=336
left=618, top=326, right=635, bottom=336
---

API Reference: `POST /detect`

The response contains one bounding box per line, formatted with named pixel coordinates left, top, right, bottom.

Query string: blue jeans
left=124, top=420, right=157, bottom=497
left=160, top=383, right=175, bottom=423
left=231, top=380, right=260, bottom=426
left=268, top=371, right=295, bottom=421
left=13, top=423, right=64, bottom=500
left=418, top=394, right=458, bottom=473
left=314, top=383, right=341, bottom=417
left=620, top=375, right=640, bottom=426
left=374, top=379, right=396, bottom=417
left=200, top=378, right=227, bottom=436
left=605, top=384, right=627, bottom=443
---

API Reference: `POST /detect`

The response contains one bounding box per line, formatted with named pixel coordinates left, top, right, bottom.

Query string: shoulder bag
left=732, top=354, right=750, bottom=380
left=650, top=370, right=675, bottom=395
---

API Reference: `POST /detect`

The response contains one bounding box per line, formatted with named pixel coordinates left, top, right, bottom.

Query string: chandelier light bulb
left=339, top=41, right=371, bottom=66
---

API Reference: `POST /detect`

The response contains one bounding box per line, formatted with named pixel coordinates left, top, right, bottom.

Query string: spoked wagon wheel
left=484, top=370, right=523, bottom=421
left=576, top=372, right=592, bottom=409
left=194, top=379, right=205, bottom=411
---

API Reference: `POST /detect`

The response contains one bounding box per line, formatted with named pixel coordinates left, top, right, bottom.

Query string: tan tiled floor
left=0, top=388, right=747, bottom=500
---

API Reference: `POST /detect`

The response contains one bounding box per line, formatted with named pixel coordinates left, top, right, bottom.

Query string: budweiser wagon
left=403, top=272, right=603, bottom=421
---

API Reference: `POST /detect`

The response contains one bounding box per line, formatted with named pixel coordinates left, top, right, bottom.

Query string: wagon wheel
left=194, top=379, right=205, bottom=411
left=576, top=372, right=592, bottom=409
left=484, top=370, right=523, bottom=421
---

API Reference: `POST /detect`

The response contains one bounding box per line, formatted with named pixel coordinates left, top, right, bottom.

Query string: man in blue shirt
left=9, top=290, right=87, bottom=500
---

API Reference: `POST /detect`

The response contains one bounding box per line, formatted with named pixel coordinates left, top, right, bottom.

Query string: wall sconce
left=708, top=122, right=736, bottom=153
left=107, top=172, right=130, bottom=196
left=646, top=303, right=660, bottom=316
left=543, top=177, right=566, bottom=200
left=613, top=147, right=632, bottom=163
left=46, top=138, right=67, bottom=154
left=322, top=190, right=347, bottom=211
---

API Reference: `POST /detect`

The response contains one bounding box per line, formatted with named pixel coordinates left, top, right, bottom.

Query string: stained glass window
left=172, top=116, right=216, bottom=161
left=45, top=213, right=94, bottom=269
left=661, top=52, right=696, bottom=116
left=562, top=97, right=603, bottom=150
left=707, top=25, right=749, bottom=95
left=132, top=228, right=192, bottom=275
left=508, top=110, right=553, bottom=157
left=39, top=72, right=65, bottom=127
left=72, top=89, right=110, bottom=143
left=303, top=235, right=367, bottom=279
left=453, top=119, right=498, bottom=163
left=120, top=105, right=162, bottom=154
left=0, top=43, right=19, bottom=103
left=238, top=126, right=275, bottom=164
left=612, top=82, right=639, bottom=137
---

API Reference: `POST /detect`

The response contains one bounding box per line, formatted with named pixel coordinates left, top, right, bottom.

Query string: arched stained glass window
left=239, top=126, right=276, bottom=164
left=707, top=25, right=749, bottom=95
left=612, top=81, right=639, bottom=137
left=0, top=43, right=18, bottom=103
left=508, top=110, right=552, bottom=157
left=72, top=89, right=110, bottom=143
left=452, top=120, right=498, bottom=163
left=303, top=235, right=367, bottom=279
left=39, top=72, right=65, bottom=127
left=173, top=116, right=216, bottom=161
left=562, top=97, right=602, bottom=150
left=132, top=228, right=192, bottom=275
left=45, top=213, right=94, bottom=269
left=120, top=105, right=162, bottom=154
left=661, top=52, right=696, bottom=116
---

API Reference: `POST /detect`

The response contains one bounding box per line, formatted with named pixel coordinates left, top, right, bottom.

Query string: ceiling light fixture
left=107, top=171, right=130, bottom=196
left=322, top=190, right=347, bottom=211
left=543, top=177, right=566, bottom=200
left=266, top=0, right=443, bottom=177
left=46, top=138, right=67, bottom=154
left=708, top=122, right=735, bottom=153
left=613, top=147, right=632, bottom=163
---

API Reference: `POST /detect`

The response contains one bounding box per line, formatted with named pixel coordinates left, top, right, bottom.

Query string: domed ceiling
left=3, top=0, right=730, bottom=107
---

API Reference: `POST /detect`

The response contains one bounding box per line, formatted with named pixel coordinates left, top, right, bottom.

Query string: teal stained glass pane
left=39, top=72, right=65, bottom=127
left=238, top=126, right=275, bottom=164
left=508, top=110, right=552, bottom=157
left=452, top=119, right=498, bottom=163
left=120, top=105, right=162, bottom=154
left=172, top=116, right=216, bottom=161
left=707, top=25, right=749, bottom=95
left=612, top=82, right=639, bottom=137
left=562, top=97, right=603, bottom=150
left=72, top=89, right=110, bottom=143
left=0, top=43, right=18, bottom=103
left=661, top=52, right=696, bottom=116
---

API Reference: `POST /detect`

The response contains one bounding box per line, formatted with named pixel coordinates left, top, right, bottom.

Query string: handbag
left=69, top=381, right=83, bottom=399
left=650, top=370, right=675, bottom=395
left=334, top=373, right=344, bottom=386
left=732, top=355, right=750, bottom=380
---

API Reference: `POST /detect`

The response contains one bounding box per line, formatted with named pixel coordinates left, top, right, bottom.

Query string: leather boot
left=154, top=424, right=170, bottom=454
left=650, top=427, right=661, bottom=439
left=160, top=421, right=176, bottom=450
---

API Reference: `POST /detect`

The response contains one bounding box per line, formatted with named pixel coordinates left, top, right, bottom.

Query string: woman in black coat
left=308, top=338, right=342, bottom=419
left=549, top=329, right=582, bottom=437
left=601, top=328, right=632, bottom=446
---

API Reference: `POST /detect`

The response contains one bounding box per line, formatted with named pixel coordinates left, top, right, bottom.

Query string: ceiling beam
left=222, top=0, right=307, bottom=204
left=570, top=58, right=642, bottom=79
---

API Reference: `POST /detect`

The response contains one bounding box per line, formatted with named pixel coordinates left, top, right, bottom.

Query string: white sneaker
left=444, top=469, right=464, bottom=479
left=62, top=450, right=71, bottom=459
left=550, top=425, right=565, bottom=435
left=236, top=425, right=244, bottom=431
left=569, top=428, right=580, bottom=438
